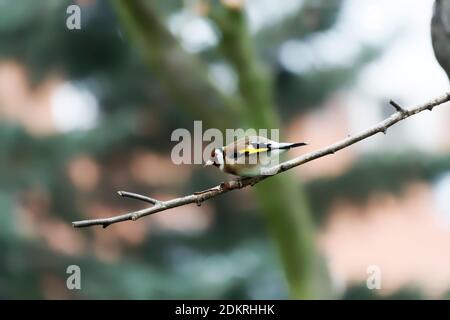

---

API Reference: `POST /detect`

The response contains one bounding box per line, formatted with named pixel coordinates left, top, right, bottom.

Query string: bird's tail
left=277, top=142, right=308, bottom=150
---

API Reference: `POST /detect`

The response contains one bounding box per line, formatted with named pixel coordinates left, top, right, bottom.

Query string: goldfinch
left=204, top=136, right=308, bottom=177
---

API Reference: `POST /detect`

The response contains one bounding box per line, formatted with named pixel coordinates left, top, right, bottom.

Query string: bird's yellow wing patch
left=239, top=147, right=269, bottom=155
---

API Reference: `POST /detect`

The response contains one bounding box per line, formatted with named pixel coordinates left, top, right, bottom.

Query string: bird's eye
left=211, top=149, right=216, bottom=158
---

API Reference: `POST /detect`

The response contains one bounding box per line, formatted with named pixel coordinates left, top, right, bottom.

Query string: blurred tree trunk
left=113, top=0, right=240, bottom=131
left=114, top=0, right=331, bottom=299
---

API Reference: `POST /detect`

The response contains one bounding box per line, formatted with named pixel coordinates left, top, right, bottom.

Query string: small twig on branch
left=389, top=99, right=406, bottom=113
left=72, top=92, right=450, bottom=229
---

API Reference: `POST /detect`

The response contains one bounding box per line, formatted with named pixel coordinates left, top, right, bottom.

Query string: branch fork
left=72, top=92, right=450, bottom=229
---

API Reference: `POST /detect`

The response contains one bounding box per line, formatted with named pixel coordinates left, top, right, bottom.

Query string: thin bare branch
left=72, top=92, right=450, bottom=229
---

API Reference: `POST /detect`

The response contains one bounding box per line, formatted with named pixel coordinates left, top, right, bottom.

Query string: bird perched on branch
left=205, top=136, right=308, bottom=177
left=432, top=0, right=450, bottom=81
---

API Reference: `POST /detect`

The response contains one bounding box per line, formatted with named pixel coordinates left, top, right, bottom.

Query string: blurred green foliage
left=307, top=152, right=450, bottom=224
